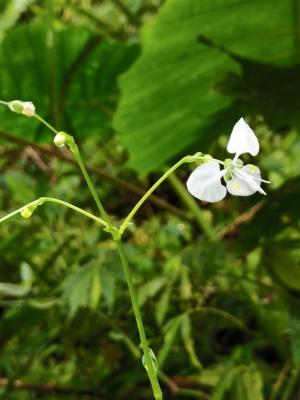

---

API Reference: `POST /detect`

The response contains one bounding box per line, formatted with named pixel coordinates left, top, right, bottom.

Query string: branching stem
left=119, top=154, right=204, bottom=234
left=0, top=197, right=107, bottom=227
left=33, top=115, right=163, bottom=399
left=1, top=109, right=209, bottom=400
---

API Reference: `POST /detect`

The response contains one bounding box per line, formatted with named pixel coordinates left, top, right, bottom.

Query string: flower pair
left=186, top=118, right=270, bottom=203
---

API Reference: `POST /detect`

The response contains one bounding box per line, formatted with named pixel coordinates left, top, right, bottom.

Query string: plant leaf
left=114, top=0, right=299, bottom=174
left=181, top=315, right=202, bottom=371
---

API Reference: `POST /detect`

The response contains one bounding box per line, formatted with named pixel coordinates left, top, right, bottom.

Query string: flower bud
left=8, top=100, right=35, bottom=117
left=20, top=199, right=44, bottom=219
left=53, top=132, right=68, bottom=148
left=8, top=100, right=23, bottom=113
left=21, top=206, right=34, bottom=219
left=22, top=101, right=35, bottom=117
left=53, top=131, right=78, bottom=154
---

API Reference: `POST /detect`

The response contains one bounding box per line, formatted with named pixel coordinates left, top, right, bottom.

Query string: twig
left=158, top=371, right=210, bottom=399
left=71, top=5, right=128, bottom=40
left=111, top=0, right=141, bottom=26
left=0, top=131, right=187, bottom=219
left=0, top=378, right=102, bottom=397
left=218, top=201, right=266, bottom=239
left=0, top=375, right=210, bottom=399
left=24, top=146, right=52, bottom=174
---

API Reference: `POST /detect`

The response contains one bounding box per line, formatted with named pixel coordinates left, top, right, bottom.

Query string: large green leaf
left=114, top=0, right=299, bottom=174
left=0, top=22, right=138, bottom=140
left=114, top=0, right=237, bottom=174
left=197, top=0, right=298, bottom=67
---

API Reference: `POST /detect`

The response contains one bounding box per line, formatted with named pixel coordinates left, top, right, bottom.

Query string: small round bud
left=8, top=100, right=24, bottom=114
left=21, top=207, right=34, bottom=219
left=53, top=131, right=78, bottom=154
left=8, top=100, right=35, bottom=117
left=22, top=101, right=35, bottom=117
left=53, top=132, right=68, bottom=148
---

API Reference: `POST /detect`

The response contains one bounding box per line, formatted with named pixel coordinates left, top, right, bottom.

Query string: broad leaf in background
left=197, top=0, right=298, bottom=67
left=114, top=0, right=237, bottom=174
left=114, top=0, right=300, bottom=174
left=0, top=22, right=138, bottom=140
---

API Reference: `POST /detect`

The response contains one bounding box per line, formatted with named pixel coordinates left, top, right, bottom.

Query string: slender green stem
left=157, top=371, right=208, bottom=398
left=0, top=197, right=108, bottom=227
left=34, top=114, right=58, bottom=135
left=73, top=151, right=113, bottom=228
left=33, top=114, right=112, bottom=229
left=167, top=172, right=218, bottom=241
left=176, top=387, right=208, bottom=398
left=116, top=240, right=163, bottom=400
left=119, top=155, right=202, bottom=235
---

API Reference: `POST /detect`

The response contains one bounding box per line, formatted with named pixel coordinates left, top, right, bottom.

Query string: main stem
left=116, top=240, right=163, bottom=400
left=74, top=149, right=163, bottom=399
left=32, top=114, right=162, bottom=398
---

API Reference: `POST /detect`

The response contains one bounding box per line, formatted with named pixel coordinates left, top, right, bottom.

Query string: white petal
left=227, top=118, right=259, bottom=157
left=186, top=161, right=226, bottom=203
left=227, top=164, right=265, bottom=196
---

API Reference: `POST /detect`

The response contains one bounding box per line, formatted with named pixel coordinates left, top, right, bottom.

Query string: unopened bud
left=21, top=206, right=35, bottom=219
left=8, top=100, right=23, bottom=113
left=22, top=101, right=35, bottom=117
left=20, top=199, right=44, bottom=219
left=8, top=100, right=35, bottom=117
left=53, top=131, right=78, bottom=154
left=54, top=132, right=68, bottom=148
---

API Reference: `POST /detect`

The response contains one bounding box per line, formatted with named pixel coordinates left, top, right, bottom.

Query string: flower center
left=223, top=158, right=243, bottom=182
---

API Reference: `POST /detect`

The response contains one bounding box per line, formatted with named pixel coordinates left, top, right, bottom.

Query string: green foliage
left=0, top=22, right=138, bottom=140
left=114, top=0, right=300, bottom=174
left=61, top=262, right=101, bottom=317
left=0, top=0, right=300, bottom=399
left=114, top=0, right=237, bottom=174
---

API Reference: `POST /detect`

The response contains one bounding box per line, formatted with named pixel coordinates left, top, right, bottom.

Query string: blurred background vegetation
left=0, top=0, right=300, bottom=399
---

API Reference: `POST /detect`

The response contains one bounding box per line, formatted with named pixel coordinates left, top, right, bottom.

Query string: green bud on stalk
left=8, top=100, right=35, bottom=117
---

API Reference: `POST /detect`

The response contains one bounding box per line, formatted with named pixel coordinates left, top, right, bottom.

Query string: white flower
left=186, top=118, right=270, bottom=203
